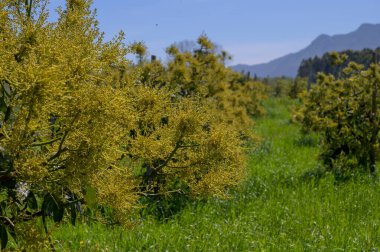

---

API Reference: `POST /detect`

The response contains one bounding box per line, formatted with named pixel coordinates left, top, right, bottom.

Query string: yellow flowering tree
left=121, top=36, right=266, bottom=217
left=0, top=0, right=267, bottom=249
left=297, top=53, right=380, bottom=175
left=0, top=0, right=137, bottom=248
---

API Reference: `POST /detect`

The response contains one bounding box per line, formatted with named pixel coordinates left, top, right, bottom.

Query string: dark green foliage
left=42, top=194, right=65, bottom=223
left=298, top=47, right=380, bottom=83
left=293, top=134, right=318, bottom=147
left=298, top=54, right=380, bottom=175
left=288, top=77, right=308, bottom=99
left=0, top=151, right=15, bottom=190
left=139, top=191, right=191, bottom=220
left=0, top=224, right=8, bottom=249
left=26, top=192, right=38, bottom=211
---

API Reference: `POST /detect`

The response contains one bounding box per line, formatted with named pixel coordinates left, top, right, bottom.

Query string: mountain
left=232, top=23, right=380, bottom=78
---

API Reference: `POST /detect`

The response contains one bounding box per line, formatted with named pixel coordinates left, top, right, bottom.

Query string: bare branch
left=31, top=137, right=61, bottom=147
left=153, top=134, right=184, bottom=172
left=0, top=216, right=15, bottom=228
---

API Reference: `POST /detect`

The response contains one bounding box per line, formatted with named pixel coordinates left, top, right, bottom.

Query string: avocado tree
left=297, top=53, right=380, bottom=175
left=0, top=0, right=138, bottom=249
left=0, top=0, right=267, bottom=249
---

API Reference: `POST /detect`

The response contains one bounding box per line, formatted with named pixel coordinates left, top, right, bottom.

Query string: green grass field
left=52, top=98, right=380, bottom=251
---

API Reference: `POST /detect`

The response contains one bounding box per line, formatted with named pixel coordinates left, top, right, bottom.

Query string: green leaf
left=0, top=97, right=7, bottom=115
left=53, top=204, right=64, bottom=223
left=26, top=191, right=38, bottom=210
left=4, top=107, right=11, bottom=123
left=42, top=194, right=64, bottom=223
left=0, top=224, right=8, bottom=249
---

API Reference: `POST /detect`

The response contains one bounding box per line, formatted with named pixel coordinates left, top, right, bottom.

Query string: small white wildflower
left=16, top=182, right=30, bottom=201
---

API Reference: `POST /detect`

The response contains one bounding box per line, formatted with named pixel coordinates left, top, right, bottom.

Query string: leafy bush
left=297, top=52, right=380, bottom=175
left=0, top=0, right=267, bottom=249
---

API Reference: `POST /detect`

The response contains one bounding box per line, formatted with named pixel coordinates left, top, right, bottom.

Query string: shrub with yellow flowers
left=0, top=0, right=267, bottom=249
left=296, top=52, right=380, bottom=176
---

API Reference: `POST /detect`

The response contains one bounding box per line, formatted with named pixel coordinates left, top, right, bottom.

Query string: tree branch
left=153, top=134, right=184, bottom=172
left=48, top=112, right=79, bottom=162
left=31, top=137, right=61, bottom=147
left=0, top=216, right=15, bottom=228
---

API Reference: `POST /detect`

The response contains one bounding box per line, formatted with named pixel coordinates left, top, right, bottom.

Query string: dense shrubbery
left=260, top=76, right=307, bottom=99
left=0, top=0, right=266, bottom=249
left=296, top=53, right=380, bottom=176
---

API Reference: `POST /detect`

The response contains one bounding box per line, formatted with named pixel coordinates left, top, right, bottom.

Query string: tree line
left=298, top=47, right=380, bottom=83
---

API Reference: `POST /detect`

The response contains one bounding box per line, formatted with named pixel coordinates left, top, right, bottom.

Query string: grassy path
left=54, top=98, right=380, bottom=251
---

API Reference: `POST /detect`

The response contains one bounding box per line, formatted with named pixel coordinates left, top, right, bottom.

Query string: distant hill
left=232, top=23, right=380, bottom=77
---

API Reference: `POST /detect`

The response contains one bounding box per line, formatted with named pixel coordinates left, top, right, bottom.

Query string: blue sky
left=49, top=0, right=380, bottom=65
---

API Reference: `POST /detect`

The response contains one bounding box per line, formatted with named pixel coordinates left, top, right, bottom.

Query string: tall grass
left=52, top=97, right=380, bottom=251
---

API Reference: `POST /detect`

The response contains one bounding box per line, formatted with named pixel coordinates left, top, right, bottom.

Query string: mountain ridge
left=232, top=23, right=380, bottom=77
